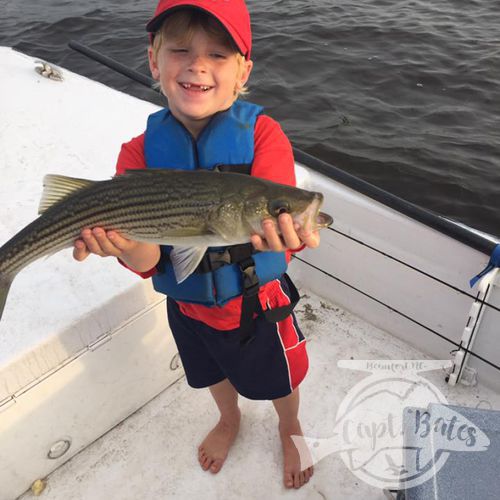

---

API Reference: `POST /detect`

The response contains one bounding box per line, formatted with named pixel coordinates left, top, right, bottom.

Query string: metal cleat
left=34, top=60, right=63, bottom=81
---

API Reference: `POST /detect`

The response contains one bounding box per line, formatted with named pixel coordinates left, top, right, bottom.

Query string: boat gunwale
left=294, top=148, right=497, bottom=257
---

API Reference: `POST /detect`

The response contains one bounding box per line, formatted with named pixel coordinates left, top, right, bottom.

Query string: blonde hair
left=150, top=9, right=249, bottom=97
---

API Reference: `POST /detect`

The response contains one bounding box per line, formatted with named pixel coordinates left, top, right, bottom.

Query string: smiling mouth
left=179, top=82, right=213, bottom=92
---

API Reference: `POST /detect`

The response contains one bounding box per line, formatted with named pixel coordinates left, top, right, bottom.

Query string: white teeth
left=181, top=83, right=211, bottom=91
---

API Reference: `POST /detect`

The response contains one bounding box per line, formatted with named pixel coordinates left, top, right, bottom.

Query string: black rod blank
left=69, top=40, right=154, bottom=88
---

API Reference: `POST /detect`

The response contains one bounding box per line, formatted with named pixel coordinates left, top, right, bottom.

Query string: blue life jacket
left=144, top=100, right=288, bottom=306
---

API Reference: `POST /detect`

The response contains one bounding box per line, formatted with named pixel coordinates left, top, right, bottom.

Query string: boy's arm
left=250, top=115, right=320, bottom=251
left=251, top=115, right=296, bottom=186
left=115, top=133, right=147, bottom=176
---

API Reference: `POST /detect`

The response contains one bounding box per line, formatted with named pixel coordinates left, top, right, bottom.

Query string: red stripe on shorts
left=276, top=315, right=309, bottom=390
left=272, top=279, right=309, bottom=391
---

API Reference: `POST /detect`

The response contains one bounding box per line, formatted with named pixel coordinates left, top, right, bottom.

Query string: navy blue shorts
left=166, top=286, right=308, bottom=400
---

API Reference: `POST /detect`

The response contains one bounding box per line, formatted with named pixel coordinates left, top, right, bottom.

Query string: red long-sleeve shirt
left=116, top=114, right=297, bottom=330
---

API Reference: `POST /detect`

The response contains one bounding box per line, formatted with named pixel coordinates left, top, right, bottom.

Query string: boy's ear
left=240, top=59, right=253, bottom=87
left=148, top=46, right=161, bottom=80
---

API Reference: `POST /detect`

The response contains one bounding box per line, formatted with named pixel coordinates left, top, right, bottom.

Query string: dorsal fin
left=38, top=174, right=96, bottom=214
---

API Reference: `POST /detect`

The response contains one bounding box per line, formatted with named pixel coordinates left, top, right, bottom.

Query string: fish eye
left=268, top=199, right=291, bottom=217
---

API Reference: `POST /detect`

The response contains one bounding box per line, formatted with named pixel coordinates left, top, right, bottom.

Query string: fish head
left=243, top=184, right=333, bottom=236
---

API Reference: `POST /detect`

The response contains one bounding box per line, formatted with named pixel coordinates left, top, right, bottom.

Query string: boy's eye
left=170, top=48, right=188, bottom=54
left=211, top=52, right=227, bottom=59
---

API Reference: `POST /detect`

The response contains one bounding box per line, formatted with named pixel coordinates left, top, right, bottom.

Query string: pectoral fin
left=170, top=246, right=208, bottom=283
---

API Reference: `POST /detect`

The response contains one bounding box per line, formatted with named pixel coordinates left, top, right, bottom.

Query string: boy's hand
left=250, top=213, right=320, bottom=252
left=73, top=228, right=161, bottom=273
left=73, top=228, right=139, bottom=261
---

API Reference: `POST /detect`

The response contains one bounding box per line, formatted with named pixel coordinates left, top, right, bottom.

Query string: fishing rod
left=68, top=40, right=497, bottom=258
left=68, top=40, right=155, bottom=88
left=67, top=40, right=500, bottom=376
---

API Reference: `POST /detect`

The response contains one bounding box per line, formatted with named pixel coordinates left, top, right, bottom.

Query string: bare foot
left=198, top=410, right=241, bottom=474
left=279, top=419, right=314, bottom=489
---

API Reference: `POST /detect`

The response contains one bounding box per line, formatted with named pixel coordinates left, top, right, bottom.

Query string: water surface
left=1, top=0, right=498, bottom=236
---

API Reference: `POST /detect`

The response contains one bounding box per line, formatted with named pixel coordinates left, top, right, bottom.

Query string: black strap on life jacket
left=196, top=243, right=300, bottom=346
left=238, top=269, right=300, bottom=347
left=214, top=163, right=252, bottom=175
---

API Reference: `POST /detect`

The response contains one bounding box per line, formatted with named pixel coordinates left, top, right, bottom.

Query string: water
left=1, top=0, right=499, bottom=237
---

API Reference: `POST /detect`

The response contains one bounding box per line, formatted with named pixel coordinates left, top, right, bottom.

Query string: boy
left=74, top=0, right=320, bottom=489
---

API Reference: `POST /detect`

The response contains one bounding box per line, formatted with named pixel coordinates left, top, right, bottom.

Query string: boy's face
left=149, top=28, right=253, bottom=137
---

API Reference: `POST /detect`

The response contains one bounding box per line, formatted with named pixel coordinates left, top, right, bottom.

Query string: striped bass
left=0, top=169, right=333, bottom=321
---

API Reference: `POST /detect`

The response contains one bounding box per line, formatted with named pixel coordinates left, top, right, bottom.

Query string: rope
left=326, top=226, right=500, bottom=313
left=293, top=255, right=500, bottom=374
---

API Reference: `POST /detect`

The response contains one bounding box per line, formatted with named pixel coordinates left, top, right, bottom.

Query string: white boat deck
left=18, top=288, right=500, bottom=500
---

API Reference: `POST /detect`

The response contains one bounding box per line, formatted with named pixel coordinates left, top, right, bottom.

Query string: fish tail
left=0, top=272, right=14, bottom=322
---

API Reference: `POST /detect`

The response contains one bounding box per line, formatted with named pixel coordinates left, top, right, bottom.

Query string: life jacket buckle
left=205, top=250, right=232, bottom=272
left=239, top=257, right=260, bottom=297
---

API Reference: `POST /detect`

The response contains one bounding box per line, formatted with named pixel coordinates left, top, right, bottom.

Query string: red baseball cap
left=146, top=0, right=252, bottom=60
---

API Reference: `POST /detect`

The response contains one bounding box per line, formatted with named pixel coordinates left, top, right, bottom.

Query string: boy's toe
left=210, top=459, right=223, bottom=473
left=298, top=471, right=304, bottom=485
left=200, top=454, right=211, bottom=470
left=284, top=472, right=294, bottom=488
left=293, top=472, right=301, bottom=489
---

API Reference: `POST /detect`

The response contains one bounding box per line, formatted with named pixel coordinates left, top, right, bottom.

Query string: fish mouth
left=309, top=192, right=333, bottom=229
left=316, top=211, right=333, bottom=228
left=296, top=193, right=333, bottom=231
